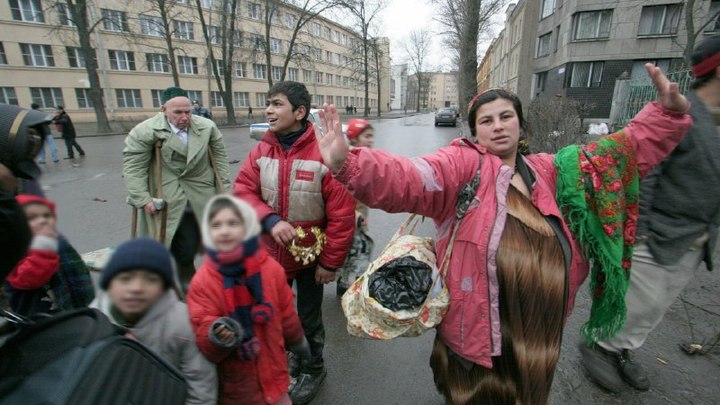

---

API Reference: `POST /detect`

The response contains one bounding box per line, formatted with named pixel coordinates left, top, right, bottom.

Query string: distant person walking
left=31, top=103, right=58, bottom=164
left=248, top=105, right=254, bottom=120
left=52, top=106, right=85, bottom=159
left=191, top=101, right=212, bottom=120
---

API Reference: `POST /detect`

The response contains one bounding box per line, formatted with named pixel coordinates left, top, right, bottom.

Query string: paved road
left=37, top=113, right=719, bottom=404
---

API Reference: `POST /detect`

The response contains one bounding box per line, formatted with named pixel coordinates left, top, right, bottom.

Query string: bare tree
left=526, top=96, right=591, bottom=154
left=433, top=0, right=507, bottom=116
left=681, top=0, right=720, bottom=66
left=370, top=38, right=387, bottom=117
left=195, top=0, right=240, bottom=124
left=340, top=0, right=387, bottom=117
left=48, top=0, right=112, bottom=132
left=405, top=30, right=432, bottom=112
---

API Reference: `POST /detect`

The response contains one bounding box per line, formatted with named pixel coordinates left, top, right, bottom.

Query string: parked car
left=249, top=108, right=348, bottom=140
left=434, top=108, right=458, bottom=127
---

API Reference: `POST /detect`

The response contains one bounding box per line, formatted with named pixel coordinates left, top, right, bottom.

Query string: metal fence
left=617, top=70, right=693, bottom=127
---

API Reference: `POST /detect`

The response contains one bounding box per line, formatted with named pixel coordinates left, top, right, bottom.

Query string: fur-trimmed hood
left=200, top=194, right=262, bottom=250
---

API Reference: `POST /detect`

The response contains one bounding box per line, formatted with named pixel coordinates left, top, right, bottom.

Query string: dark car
left=434, top=108, right=457, bottom=127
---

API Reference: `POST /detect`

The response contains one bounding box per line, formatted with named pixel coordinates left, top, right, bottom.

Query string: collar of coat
left=147, top=112, right=211, bottom=166
left=262, top=121, right=318, bottom=150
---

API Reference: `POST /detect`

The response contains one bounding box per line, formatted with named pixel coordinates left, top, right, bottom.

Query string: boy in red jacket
left=188, top=195, right=311, bottom=405
left=234, top=81, right=355, bottom=404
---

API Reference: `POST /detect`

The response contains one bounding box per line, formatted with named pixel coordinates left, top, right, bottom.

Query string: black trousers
left=170, top=210, right=201, bottom=285
left=63, top=137, right=85, bottom=157
left=289, top=267, right=325, bottom=373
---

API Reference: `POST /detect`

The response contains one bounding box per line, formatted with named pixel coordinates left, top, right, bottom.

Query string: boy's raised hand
left=645, top=63, right=689, bottom=113
left=317, top=105, right=349, bottom=173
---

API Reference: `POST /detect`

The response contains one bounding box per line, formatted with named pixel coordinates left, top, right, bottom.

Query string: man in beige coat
left=123, top=87, right=231, bottom=286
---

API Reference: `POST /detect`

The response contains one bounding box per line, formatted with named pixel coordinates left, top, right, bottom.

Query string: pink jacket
left=334, top=102, right=691, bottom=368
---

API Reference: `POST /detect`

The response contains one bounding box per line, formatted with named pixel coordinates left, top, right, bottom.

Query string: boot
left=289, top=369, right=326, bottom=405
left=579, top=343, right=624, bottom=393
left=617, top=349, right=650, bottom=390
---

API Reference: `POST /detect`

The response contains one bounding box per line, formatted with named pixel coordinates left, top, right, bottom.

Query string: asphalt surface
left=36, top=113, right=719, bottom=404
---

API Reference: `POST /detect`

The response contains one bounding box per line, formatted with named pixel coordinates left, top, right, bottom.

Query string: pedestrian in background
left=316, top=64, right=690, bottom=404
left=336, top=118, right=375, bottom=297
left=192, top=101, right=212, bottom=120
left=4, top=194, right=94, bottom=316
left=31, top=103, right=59, bottom=164
left=52, top=106, right=85, bottom=160
left=234, top=81, right=355, bottom=404
left=92, top=237, right=218, bottom=404
left=248, top=105, right=254, bottom=121
left=188, top=195, right=311, bottom=405
left=579, top=32, right=720, bottom=394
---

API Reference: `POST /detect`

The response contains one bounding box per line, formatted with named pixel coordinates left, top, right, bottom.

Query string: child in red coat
left=187, top=194, right=310, bottom=405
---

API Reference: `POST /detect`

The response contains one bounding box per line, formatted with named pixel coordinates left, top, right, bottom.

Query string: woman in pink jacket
left=317, top=65, right=692, bottom=404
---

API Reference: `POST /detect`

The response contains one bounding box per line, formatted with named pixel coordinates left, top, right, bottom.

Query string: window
left=234, top=62, right=246, bottom=77
left=0, top=43, right=7, bottom=65
left=326, top=50, right=332, bottom=63
left=30, top=87, right=63, bottom=108
left=234, top=92, right=249, bottom=107
left=253, top=63, right=266, bottom=79
left=116, top=89, right=142, bottom=108
left=207, top=26, right=220, bottom=44
left=177, top=56, right=198, bottom=74
left=315, top=71, right=323, bottom=84
left=151, top=89, right=163, bottom=108
left=303, top=69, right=312, bottom=83
left=147, top=53, right=169, bottom=72
left=75, top=88, right=96, bottom=109
left=56, top=3, right=74, bottom=26
left=20, top=44, right=54, bottom=67
left=210, top=60, right=225, bottom=77
left=326, top=95, right=334, bottom=105
left=286, top=13, right=296, bottom=28
left=554, top=24, right=561, bottom=51
left=322, top=26, right=331, bottom=40
left=541, top=0, right=555, bottom=19
left=249, top=35, right=263, bottom=50
left=174, top=20, right=194, bottom=40
left=288, top=68, right=298, bottom=81
left=201, top=0, right=215, bottom=9
left=0, top=88, right=18, bottom=105
left=270, top=10, right=280, bottom=25
left=570, top=61, right=604, bottom=87
left=631, top=59, right=671, bottom=82
left=534, top=71, right=547, bottom=93
left=341, top=33, right=347, bottom=46
left=101, top=9, right=128, bottom=32
left=108, top=50, right=135, bottom=70
left=343, top=76, right=349, bottom=87
left=186, top=90, right=202, bottom=103
left=706, top=1, right=720, bottom=32
left=255, top=93, right=265, bottom=107
left=233, top=31, right=243, bottom=48
left=638, top=4, right=681, bottom=36
left=573, top=10, right=612, bottom=40
left=10, top=0, right=44, bottom=23
left=66, top=47, right=85, bottom=68
left=248, top=2, right=261, bottom=20
left=312, top=22, right=321, bottom=36
left=140, top=14, right=164, bottom=37
left=333, top=30, right=340, bottom=43
left=335, top=53, right=342, bottom=65
left=335, top=74, right=341, bottom=86
left=314, top=95, right=324, bottom=105
left=326, top=73, right=333, bottom=85
left=270, top=38, right=282, bottom=53
left=271, top=66, right=283, bottom=81
left=536, top=32, right=552, bottom=57
left=311, top=47, right=321, bottom=61
left=211, top=91, right=224, bottom=107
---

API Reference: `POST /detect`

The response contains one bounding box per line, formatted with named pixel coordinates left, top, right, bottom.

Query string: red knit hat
left=16, top=194, right=57, bottom=217
left=346, top=118, right=372, bottom=141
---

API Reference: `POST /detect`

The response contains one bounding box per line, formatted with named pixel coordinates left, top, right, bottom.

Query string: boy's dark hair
left=267, top=81, right=311, bottom=122
left=208, top=198, right=244, bottom=224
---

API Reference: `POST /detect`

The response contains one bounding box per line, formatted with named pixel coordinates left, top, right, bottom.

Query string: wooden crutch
left=130, top=140, right=167, bottom=243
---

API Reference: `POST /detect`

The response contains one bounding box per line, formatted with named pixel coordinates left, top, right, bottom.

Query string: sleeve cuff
left=208, top=317, right=244, bottom=349
left=333, top=150, right=361, bottom=184
left=262, top=214, right=282, bottom=233
left=31, top=235, right=59, bottom=252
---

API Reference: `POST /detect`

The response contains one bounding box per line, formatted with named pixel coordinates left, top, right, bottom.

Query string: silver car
left=249, top=108, right=347, bottom=141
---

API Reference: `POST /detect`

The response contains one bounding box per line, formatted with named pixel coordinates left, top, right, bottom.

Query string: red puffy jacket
left=187, top=249, right=304, bottom=405
left=234, top=122, right=355, bottom=277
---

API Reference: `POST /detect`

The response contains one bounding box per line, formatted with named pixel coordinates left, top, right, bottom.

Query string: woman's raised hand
left=317, top=105, right=349, bottom=173
left=646, top=63, right=690, bottom=113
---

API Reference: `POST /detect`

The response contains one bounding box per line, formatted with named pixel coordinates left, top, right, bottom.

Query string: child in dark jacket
left=187, top=194, right=311, bottom=405
left=3, top=194, right=94, bottom=316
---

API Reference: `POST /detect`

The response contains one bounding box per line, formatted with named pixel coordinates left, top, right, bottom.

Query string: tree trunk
left=458, top=0, right=481, bottom=118
left=264, top=1, right=274, bottom=87
left=69, top=0, right=111, bottom=133
left=684, top=0, right=696, bottom=67
left=363, top=27, right=370, bottom=117
left=374, top=42, right=381, bottom=117
left=159, top=0, right=180, bottom=87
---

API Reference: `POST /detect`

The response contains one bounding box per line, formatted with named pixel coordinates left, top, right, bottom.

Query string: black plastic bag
left=368, top=256, right=432, bottom=311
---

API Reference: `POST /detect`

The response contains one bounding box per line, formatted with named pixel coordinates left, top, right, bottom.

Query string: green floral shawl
left=554, top=131, right=640, bottom=343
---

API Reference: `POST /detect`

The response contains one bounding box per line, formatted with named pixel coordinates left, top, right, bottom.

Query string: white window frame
left=270, top=38, right=282, bottom=53
left=271, top=66, right=283, bottom=81
left=109, top=50, right=135, bottom=71
left=248, top=2, right=261, bottom=20
left=66, top=46, right=85, bottom=68
left=201, top=0, right=216, bottom=9
left=541, top=0, right=555, bottom=19
left=638, top=4, right=682, bottom=36
left=30, top=87, right=64, bottom=108
left=253, top=63, right=266, bottom=79
left=21, top=44, right=54, bottom=67
left=211, top=91, right=224, bottom=107
left=207, top=26, right=220, bottom=44
left=0, top=87, right=19, bottom=105
left=573, top=10, right=612, bottom=40
left=10, top=0, right=44, bottom=23
left=234, top=62, right=246, bottom=77
left=101, top=9, right=128, bottom=32
left=303, top=69, right=312, bottom=83
left=570, top=61, right=604, bottom=88
left=0, top=43, right=7, bottom=65
left=174, top=20, right=194, bottom=40
left=536, top=32, right=552, bottom=57
left=116, top=88, right=142, bottom=108
left=186, top=90, right=202, bottom=104
left=147, top=53, right=169, bottom=73
left=285, top=13, right=296, bottom=28
left=288, top=67, right=298, bottom=81
left=315, top=71, right=323, bottom=84
left=255, top=93, right=266, bottom=108
left=151, top=89, right=163, bottom=108
left=56, top=3, right=75, bottom=26
left=326, top=73, right=333, bottom=85
left=140, top=14, right=164, bottom=37
left=234, top=92, right=249, bottom=107
left=177, top=56, right=198, bottom=74
left=75, top=88, right=94, bottom=109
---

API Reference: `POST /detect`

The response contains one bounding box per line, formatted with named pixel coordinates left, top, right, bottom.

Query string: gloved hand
left=287, top=336, right=311, bottom=361
left=209, top=317, right=244, bottom=349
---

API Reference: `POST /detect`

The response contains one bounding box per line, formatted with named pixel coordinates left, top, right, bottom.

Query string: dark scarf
left=50, top=235, right=95, bottom=311
left=277, top=123, right=307, bottom=150
left=207, top=236, right=273, bottom=361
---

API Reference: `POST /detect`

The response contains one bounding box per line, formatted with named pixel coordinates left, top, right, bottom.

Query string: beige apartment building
left=0, top=0, right=390, bottom=122
left=427, top=71, right=458, bottom=110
